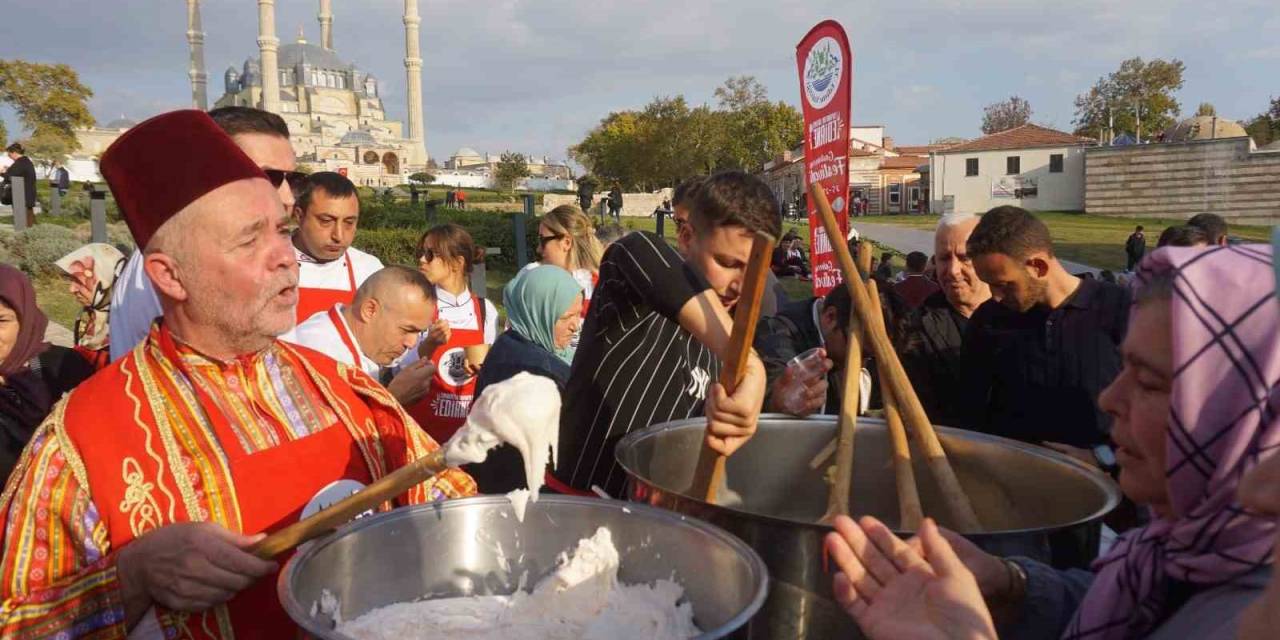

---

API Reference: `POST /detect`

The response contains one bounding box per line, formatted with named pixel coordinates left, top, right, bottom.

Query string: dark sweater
left=0, top=346, right=95, bottom=484
left=467, top=330, right=571, bottom=493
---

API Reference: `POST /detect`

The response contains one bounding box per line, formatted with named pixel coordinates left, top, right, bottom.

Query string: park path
left=851, top=221, right=1100, bottom=275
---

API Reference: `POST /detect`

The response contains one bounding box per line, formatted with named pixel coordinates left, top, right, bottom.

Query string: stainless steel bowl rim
left=278, top=494, right=771, bottom=640
left=614, top=414, right=1123, bottom=536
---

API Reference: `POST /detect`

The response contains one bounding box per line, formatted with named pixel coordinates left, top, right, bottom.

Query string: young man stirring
left=556, top=171, right=776, bottom=497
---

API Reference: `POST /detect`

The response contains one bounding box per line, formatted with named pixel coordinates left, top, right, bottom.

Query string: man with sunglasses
left=109, top=106, right=305, bottom=362
left=290, top=171, right=383, bottom=323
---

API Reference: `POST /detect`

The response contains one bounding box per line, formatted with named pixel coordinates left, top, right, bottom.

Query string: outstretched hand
left=825, top=515, right=996, bottom=640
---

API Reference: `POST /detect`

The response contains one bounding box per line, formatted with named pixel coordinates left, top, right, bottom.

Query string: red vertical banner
left=796, top=20, right=853, bottom=297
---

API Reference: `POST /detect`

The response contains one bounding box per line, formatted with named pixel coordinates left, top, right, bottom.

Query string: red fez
left=100, top=110, right=267, bottom=249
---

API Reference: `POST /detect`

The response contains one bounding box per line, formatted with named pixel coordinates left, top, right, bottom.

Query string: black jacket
left=468, top=330, right=571, bottom=493
left=0, top=346, right=94, bottom=484
left=898, top=290, right=970, bottom=427
left=2, top=156, right=37, bottom=208
left=754, top=298, right=840, bottom=414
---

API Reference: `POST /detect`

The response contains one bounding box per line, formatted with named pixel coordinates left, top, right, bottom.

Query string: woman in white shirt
left=405, top=223, right=498, bottom=442
left=527, top=205, right=603, bottom=339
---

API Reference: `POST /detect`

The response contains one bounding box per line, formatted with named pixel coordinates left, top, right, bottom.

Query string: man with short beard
left=0, top=111, right=475, bottom=638
left=896, top=213, right=991, bottom=427
left=961, top=206, right=1129, bottom=451
left=109, top=106, right=307, bottom=362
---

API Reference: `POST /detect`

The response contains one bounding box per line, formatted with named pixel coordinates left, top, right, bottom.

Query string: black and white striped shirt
left=557, top=231, right=721, bottom=496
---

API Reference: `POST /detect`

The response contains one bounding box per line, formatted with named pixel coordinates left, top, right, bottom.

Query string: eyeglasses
left=417, top=247, right=436, bottom=262
left=263, top=169, right=309, bottom=194
left=538, top=233, right=565, bottom=248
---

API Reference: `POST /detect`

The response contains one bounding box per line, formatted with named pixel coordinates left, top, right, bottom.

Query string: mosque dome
left=106, top=116, right=137, bottom=130
left=1163, top=116, right=1249, bottom=142
left=277, top=42, right=350, bottom=71
left=339, top=129, right=378, bottom=146
left=453, top=147, right=481, bottom=159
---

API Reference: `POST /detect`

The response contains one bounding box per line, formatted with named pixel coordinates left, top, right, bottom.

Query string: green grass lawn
left=32, top=274, right=81, bottom=330
left=867, top=212, right=1273, bottom=272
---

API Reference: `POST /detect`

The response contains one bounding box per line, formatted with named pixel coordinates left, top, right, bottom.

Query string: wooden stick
left=809, top=183, right=983, bottom=532
left=857, top=239, right=873, bottom=279
left=689, top=232, right=776, bottom=504
left=865, top=280, right=924, bottom=530
left=820, top=309, right=863, bottom=522
left=250, top=449, right=446, bottom=559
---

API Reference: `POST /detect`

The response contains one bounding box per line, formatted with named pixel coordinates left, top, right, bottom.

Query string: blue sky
left=0, top=0, right=1276, bottom=163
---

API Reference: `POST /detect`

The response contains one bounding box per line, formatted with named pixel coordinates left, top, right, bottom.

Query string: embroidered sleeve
left=400, top=416, right=477, bottom=503
left=0, top=427, right=129, bottom=638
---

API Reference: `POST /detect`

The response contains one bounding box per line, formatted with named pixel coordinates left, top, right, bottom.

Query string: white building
left=928, top=124, right=1092, bottom=214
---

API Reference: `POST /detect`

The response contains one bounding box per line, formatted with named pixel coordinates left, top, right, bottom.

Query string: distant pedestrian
left=608, top=184, right=623, bottom=221
left=873, top=250, right=894, bottom=283
left=445, top=188, right=456, bottom=209
left=2, top=143, right=37, bottom=227
left=892, top=251, right=940, bottom=309
left=1124, top=225, right=1146, bottom=271
left=852, top=194, right=862, bottom=217
left=52, top=161, right=70, bottom=197
left=455, top=187, right=467, bottom=210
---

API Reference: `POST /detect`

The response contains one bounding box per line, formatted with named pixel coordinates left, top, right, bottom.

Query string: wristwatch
left=1092, top=444, right=1119, bottom=475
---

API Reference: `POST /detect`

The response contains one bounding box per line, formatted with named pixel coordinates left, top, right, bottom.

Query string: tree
left=1195, top=102, right=1216, bottom=116
left=1072, top=57, right=1185, bottom=141
left=0, top=119, right=6, bottom=148
left=1244, top=97, right=1280, bottom=147
left=22, top=127, right=75, bottom=172
left=493, top=152, right=530, bottom=191
left=408, top=171, right=435, bottom=186
left=981, top=96, right=1032, bottom=134
left=0, top=60, right=94, bottom=142
left=712, top=76, right=803, bottom=172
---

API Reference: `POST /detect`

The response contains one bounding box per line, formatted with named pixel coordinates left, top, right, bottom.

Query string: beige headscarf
left=54, top=243, right=125, bottom=352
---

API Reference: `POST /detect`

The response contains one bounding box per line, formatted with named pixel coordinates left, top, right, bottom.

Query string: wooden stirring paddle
left=865, top=279, right=924, bottom=530
left=819, top=303, right=863, bottom=523
left=689, top=231, right=776, bottom=504
left=809, top=182, right=983, bottom=532
left=250, top=449, right=446, bottom=559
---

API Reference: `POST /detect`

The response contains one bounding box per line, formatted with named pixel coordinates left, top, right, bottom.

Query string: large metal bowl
left=615, top=415, right=1122, bottom=639
left=278, top=495, right=769, bottom=639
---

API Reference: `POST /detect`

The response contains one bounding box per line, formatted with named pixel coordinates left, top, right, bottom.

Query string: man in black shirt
left=558, top=171, right=776, bottom=496
left=3, top=143, right=37, bottom=227
left=898, top=213, right=991, bottom=428
left=963, top=206, right=1130, bottom=450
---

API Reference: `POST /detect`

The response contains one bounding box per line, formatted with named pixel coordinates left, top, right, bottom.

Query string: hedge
left=353, top=207, right=538, bottom=270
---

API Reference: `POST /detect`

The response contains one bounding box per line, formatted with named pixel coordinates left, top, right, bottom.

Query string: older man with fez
left=0, top=110, right=475, bottom=638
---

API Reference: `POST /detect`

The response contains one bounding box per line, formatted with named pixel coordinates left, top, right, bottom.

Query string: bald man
left=285, top=266, right=438, bottom=406
left=897, top=213, right=992, bottom=426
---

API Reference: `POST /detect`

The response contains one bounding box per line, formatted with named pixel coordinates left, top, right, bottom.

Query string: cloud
left=0, top=0, right=1272, bottom=159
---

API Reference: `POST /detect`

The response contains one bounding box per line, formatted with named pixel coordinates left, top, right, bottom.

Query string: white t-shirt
left=109, top=251, right=163, bottom=362
left=296, top=245, right=383, bottom=292
left=280, top=304, right=381, bottom=379
left=399, top=286, right=498, bottom=367
left=520, top=262, right=596, bottom=302
left=108, top=244, right=385, bottom=363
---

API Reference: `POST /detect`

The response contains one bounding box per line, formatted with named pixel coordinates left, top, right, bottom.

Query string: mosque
left=71, top=0, right=428, bottom=187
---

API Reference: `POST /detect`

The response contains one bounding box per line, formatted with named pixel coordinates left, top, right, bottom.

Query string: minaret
left=403, top=0, right=427, bottom=164
left=186, top=0, right=208, bottom=110
left=257, top=0, right=281, bottom=113
left=319, top=0, right=333, bottom=51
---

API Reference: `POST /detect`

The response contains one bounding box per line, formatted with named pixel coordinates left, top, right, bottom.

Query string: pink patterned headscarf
left=1064, top=244, right=1280, bottom=639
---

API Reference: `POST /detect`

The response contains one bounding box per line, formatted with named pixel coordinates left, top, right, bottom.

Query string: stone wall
left=1085, top=138, right=1280, bottom=224
left=543, top=188, right=674, bottom=218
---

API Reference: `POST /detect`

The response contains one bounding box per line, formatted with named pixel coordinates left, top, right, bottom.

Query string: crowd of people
left=0, top=103, right=1276, bottom=639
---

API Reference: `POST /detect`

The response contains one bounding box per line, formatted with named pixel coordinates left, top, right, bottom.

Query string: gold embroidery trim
left=125, top=353, right=180, bottom=524
left=119, top=457, right=162, bottom=537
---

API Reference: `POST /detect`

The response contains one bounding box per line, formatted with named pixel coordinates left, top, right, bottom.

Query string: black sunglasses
left=264, top=169, right=309, bottom=194
left=417, top=247, right=435, bottom=262
left=539, top=233, right=565, bottom=248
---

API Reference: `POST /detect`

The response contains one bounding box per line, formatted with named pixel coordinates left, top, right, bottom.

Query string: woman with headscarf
left=467, top=265, right=583, bottom=493
left=54, top=243, right=125, bottom=369
left=824, top=243, right=1279, bottom=640
left=0, top=264, right=95, bottom=483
